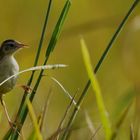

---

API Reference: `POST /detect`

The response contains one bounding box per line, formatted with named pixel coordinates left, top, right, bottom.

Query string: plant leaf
left=81, top=38, right=111, bottom=140
left=26, top=98, right=43, bottom=140
left=46, top=0, right=71, bottom=57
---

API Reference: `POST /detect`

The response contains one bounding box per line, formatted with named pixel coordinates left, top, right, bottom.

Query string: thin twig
left=51, top=77, right=77, bottom=106
left=57, top=91, right=78, bottom=139
left=40, top=88, right=53, bottom=133
left=90, top=124, right=102, bottom=140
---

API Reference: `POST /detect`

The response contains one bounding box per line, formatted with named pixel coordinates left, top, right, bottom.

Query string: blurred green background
left=0, top=0, right=140, bottom=139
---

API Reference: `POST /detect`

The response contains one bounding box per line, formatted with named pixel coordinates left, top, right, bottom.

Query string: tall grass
left=61, top=0, right=140, bottom=139
left=2, top=0, right=140, bottom=140
left=3, top=0, right=71, bottom=139
left=81, top=38, right=111, bottom=140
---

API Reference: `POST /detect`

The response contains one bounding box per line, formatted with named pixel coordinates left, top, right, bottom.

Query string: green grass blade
left=112, top=89, right=135, bottom=119
left=9, top=1, right=71, bottom=139
left=3, top=1, right=53, bottom=139
left=61, top=1, right=140, bottom=139
left=16, top=0, right=53, bottom=114
left=26, top=98, right=43, bottom=140
left=16, top=0, right=52, bottom=119
left=28, top=129, right=36, bottom=140
left=94, top=0, right=140, bottom=73
left=46, top=0, right=71, bottom=57
left=111, top=90, right=135, bottom=140
left=34, top=0, right=52, bottom=67
left=81, top=39, right=111, bottom=140
left=3, top=129, right=12, bottom=140
left=29, top=0, right=71, bottom=106
left=111, top=103, right=132, bottom=140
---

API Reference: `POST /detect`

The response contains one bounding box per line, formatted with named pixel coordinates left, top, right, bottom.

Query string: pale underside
left=0, top=55, right=19, bottom=95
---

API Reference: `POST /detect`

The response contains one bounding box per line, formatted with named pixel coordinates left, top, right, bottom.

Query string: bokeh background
left=0, top=0, right=140, bottom=139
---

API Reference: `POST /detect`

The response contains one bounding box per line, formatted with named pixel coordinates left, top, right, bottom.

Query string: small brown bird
left=0, top=39, right=26, bottom=126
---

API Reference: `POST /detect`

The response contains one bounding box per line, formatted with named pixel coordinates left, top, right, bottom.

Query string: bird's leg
left=0, top=96, right=13, bottom=127
left=0, top=96, right=21, bottom=136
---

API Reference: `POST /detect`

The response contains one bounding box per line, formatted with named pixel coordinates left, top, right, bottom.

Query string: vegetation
left=0, top=0, right=140, bottom=139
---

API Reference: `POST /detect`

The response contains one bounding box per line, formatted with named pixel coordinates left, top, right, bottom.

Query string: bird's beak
left=18, top=43, right=28, bottom=48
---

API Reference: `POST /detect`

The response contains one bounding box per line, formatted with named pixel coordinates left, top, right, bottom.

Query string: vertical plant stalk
left=26, top=98, right=43, bottom=140
left=111, top=103, right=132, bottom=140
left=61, top=0, right=140, bottom=139
left=81, top=39, right=111, bottom=140
left=16, top=0, right=52, bottom=117
left=10, top=1, right=71, bottom=140
left=3, top=1, right=52, bottom=139
left=40, top=88, right=52, bottom=133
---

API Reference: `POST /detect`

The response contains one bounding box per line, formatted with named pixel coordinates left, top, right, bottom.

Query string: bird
left=0, top=39, right=26, bottom=127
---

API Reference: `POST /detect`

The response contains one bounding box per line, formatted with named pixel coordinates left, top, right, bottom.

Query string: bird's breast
left=0, top=55, right=19, bottom=94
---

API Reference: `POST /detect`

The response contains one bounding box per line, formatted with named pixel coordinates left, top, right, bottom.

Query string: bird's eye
left=4, top=44, right=14, bottom=51
left=9, top=44, right=14, bottom=47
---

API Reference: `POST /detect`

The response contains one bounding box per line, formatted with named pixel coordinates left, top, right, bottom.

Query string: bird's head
left=0, top=39, right=27, bottom=55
